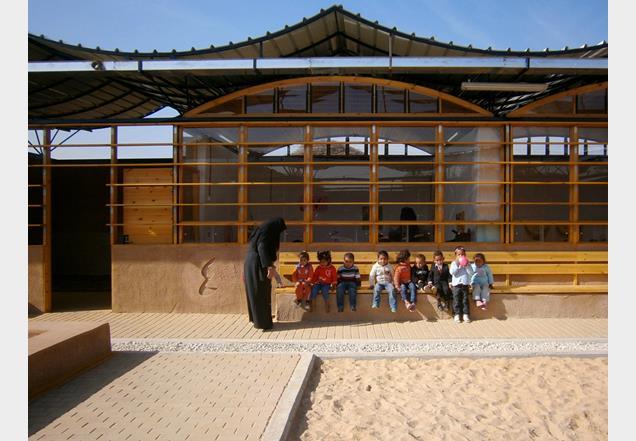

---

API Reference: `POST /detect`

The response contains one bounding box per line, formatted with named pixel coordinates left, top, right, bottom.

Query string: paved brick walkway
left=28, top=312, right=607, bottom=440
left=29, top=352, right=300, bottom=441
left=28, top=311, right=608, bottom=340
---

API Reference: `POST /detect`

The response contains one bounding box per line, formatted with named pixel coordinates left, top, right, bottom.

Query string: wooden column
left=172, top=126, right=180, bottom=244
left=570, top=126, right=579, bottom=245
left=110, top=127, right=118, bottom=245
left=435, top=125, right=444, bottom=244
left=238, top=126, right=248, bottom=244
left=42, top=129, right=52, bottom=312
left=304, top=125, right=313, bottom=244
left=504, top=125, right=512, bottom=244
left=369, top=124, right=378, bottom=245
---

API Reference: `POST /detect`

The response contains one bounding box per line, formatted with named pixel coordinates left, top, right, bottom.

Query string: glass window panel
left=378, top=126, right=436, bottom=161
left=379, top=184, right=436, bottom=239
left=344, top=84, right=372, bottom=113
left=248, top=165, right=304, bottom=182
left=577, top=89, right=607, bottom=114
left=182, top=226, right=237, bottom=243
left=579, top=181, right=608, bottom=203
left=379, top=164, right=434, bottom=182
left=282, top=226, right=305, bottom=243
left=247, top=127, right=305, bottom=162
left=444, top=225, right=500, bottom=243
left=313, top=226, right=369, bottom=242
left=444, top=181, right=501, bottom=242
left=379, top=224, right=434, bottom=243
left=441, top=99, right=477, bottom=113
left=278, top=85, right=307, bottom=113
left=514, top=225, right=568, bottom=242
left=312, top=204, right=369, bottom=221
left=379, top=204, right=435, bottom=222
left=514, top=165, right=569, bottom=182
left=513, top=184, right=569, bottom=202
left=527, top=96, right=573, bottom=114
left=312, top=127, right=371, bottom=159
left=247, top=225, right=305, bottom=243
left=379, top=184, right=435, bottom=204
left=376, top=86, right=405, bottom=113
left=314, top=184, right=369, bottom=206
left=578, top=128, right=608, bottom=161
left=311, top=83, right=340, bottom=113
left=204, top=99, right=242, bottom=115
left=248, top=204, right=304, bottom=222
left=513, top=128, right=570, bottom=162
left=409, top=92, right=438, bottom=113
left=512, top=204, right=569, bottom=221
left=444, top=127, right=501, bottom=166
left=183, top=127, right=239, bottom=163
left=313, top=165, right=369, bottom=181
left=246, top=90, right=274, bottom=113
left=579, top=204, right=607, bottom=221
left=247, top=184, right=303, bottom=204
left=444, top=201, right=501, bottom=221
left=579, top=225, right=607, bottom=243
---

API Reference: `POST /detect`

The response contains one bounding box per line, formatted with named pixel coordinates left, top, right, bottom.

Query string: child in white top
left=368, top=250, right=397, bottom=312
left=449, top=246, right=474, bottom=323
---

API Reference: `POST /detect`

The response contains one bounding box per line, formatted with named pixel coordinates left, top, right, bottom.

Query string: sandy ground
left=289, top=356, right=607, bottom=441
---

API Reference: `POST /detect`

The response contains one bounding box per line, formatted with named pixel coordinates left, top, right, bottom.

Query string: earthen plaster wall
left=29, top=245, right=46, bottom=314
left=111, top=244, right=248, bottom=313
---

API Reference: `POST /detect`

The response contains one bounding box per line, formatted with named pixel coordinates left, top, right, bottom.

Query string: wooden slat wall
left=123, top=168, right=173, bottom=244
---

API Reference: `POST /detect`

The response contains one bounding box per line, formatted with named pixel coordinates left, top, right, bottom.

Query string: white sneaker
left=454, top=314, right=461, bottom=323
left=463, top=314, right=471, bottom=323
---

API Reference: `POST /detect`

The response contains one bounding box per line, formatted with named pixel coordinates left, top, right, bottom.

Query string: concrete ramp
left=29, top=321, right=112, bottom=399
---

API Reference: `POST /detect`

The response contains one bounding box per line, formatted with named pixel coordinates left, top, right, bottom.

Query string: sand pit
left=289, top=356, right=607, bottom=441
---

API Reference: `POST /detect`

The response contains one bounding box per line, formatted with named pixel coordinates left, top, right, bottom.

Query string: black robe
left=243, top=218, right=286, bottom=330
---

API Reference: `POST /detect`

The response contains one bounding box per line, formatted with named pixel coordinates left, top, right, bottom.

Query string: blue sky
left=28, top=0, right=607, bottom=53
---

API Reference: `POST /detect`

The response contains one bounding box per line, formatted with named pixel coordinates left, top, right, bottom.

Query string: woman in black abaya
left=243, top=217, right=286, bottom=330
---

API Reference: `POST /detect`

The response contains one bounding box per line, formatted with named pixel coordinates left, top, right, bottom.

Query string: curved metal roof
left=28, top=4, right=608, bottom=123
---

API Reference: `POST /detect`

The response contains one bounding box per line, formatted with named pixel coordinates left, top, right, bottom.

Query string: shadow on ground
left=28, top=351, right=156, bottom=436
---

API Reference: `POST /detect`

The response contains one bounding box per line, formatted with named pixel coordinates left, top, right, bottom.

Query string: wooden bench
left=274, top=250, right=607, bottom=321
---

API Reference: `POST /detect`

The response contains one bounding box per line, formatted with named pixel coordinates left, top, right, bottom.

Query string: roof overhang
left=28, top=5, right=607, bottom=123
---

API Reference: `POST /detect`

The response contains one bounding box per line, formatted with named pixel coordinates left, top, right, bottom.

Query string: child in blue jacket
left=471, top=253, right=494, bottom=310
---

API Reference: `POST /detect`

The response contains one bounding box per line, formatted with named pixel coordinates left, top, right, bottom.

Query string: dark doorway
left=51, top=161, right=111, bottom=311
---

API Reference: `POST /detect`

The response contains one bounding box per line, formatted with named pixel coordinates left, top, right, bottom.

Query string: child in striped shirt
left=336, top=252, right=361, bottom=312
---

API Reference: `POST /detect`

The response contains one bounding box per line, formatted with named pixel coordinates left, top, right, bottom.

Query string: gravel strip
left=111, top=338, right=607, bottom=356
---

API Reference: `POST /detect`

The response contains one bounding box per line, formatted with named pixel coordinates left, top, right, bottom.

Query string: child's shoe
left=305, top=301, right=312, bottom=312
left=390, top=307, right=397, bottom=313
left=408, top=303, right=416, bottom=312
left=475, top=299, right=483, bottom=307
left=480, top=302, right=487, bottom=310
left=351, top=306, right=356, bottom=312
left=454, top=314, right=461, bottom=323
left=371, top=303, right=379, bottom=309
left=404, top=300, right=411, bottom=310
left=337, top=307, right=344, bottom=312
left=463, top=314, right=471, bottom=323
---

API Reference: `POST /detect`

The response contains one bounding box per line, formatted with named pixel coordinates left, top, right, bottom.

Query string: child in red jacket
left=309, top=250, right=337, bottom=313
left=292, top=251, right=313, bottom=308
